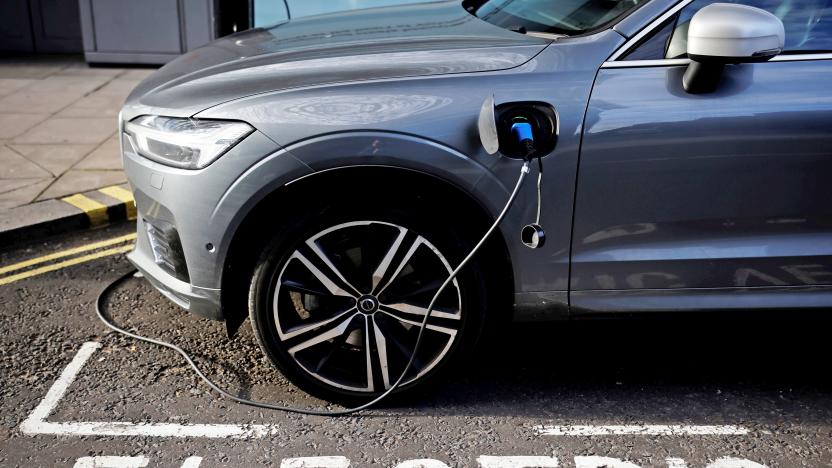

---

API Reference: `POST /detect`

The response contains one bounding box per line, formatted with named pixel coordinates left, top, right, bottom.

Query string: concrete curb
left=0, top=184, right=136, bottom=246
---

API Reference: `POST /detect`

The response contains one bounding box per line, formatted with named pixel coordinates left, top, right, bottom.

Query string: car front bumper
left=121, top=127, right=287, bottom=321
left=128, top=231, right=223, bottom=319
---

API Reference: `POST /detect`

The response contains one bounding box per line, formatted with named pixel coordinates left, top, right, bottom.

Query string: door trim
left=602, top=53, right=832, bottom=69
left=571, top=285, right=832, bottom=314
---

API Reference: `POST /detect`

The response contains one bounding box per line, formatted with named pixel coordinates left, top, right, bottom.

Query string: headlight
left=124, top=115, right=253, bottom=169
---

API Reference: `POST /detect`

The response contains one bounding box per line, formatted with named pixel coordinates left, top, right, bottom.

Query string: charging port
left=494, top=102, right=558, bottom=159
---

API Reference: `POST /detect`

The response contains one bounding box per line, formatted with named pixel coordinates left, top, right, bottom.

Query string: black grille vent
left=145, top=221, right=190, bottom=282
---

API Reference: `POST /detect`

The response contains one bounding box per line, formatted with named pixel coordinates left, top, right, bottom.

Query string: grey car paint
left=122, top=0, right=832, bottom=323
left=572, top=58, right=832, bottom=312
left=124, top=1, right=550, bottom=119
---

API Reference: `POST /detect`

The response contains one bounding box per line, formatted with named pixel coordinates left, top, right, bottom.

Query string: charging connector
left=510, top=121, right=536, bottom=161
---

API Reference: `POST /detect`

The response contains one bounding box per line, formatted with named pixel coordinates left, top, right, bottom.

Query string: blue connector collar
left=511, top=121, right=534, bottom=144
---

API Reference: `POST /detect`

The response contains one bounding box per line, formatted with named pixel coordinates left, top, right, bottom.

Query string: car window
left=623, top=0, right=832, bottom=60
left=620, top=16, right=677, bottom=60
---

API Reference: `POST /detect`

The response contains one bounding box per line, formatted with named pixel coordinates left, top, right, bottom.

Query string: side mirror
left=683, top=3, right=785, bottom=93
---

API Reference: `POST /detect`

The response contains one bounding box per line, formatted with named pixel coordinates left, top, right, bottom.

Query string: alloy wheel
left=272, top=220, right=463, bottom=393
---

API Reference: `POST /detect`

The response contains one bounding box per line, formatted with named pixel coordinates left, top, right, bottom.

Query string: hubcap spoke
left=371, top=225, right=408, bottom=293
left=288, top=313, right=358, bottom=356
left=291, top=251, right=355, bottom=298
left=279, top=307, right=357, bottom=341
left=280, top=279, right=331, bottom=297
left=377, top=310, right=458, bottom=338
left=381, top=302, right=460, bottom=320
left=379, top=318, right=427, bottom=373
left=313, top=326, right=351, bottom=374
left=374, top=235, right=426, bottom=297
left=305, top=239, right=361, bottom=297
left=371, top=317, right=391, bottom=390
left=364, top=316, right=375, bottom=392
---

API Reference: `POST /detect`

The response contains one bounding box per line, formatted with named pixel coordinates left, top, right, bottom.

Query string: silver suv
left=121, top=0, right=832, bottom=401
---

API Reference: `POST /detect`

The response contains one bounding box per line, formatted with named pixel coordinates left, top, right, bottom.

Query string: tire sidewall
left=248, top=198, right=489, bottom=403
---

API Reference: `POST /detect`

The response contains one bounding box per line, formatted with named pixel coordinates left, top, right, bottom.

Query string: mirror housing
left=683, top=3, right=784, bottom=93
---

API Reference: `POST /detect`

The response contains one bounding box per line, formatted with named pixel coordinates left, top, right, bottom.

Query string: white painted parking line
left=20, top=341, right=753, bottom=441
left=535, top=425, right=750, bottom=436
left=74, top=456, right=150, bottom=467
left=73, top=456, right=203, bottom=467
left=24, top=420, right=277, bottom=438
left=20, top=341, right=278, bottom=439
left=21, top=341, right=103, bottom=431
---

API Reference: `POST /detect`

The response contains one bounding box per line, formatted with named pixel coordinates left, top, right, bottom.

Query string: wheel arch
left=216, top=132, right=516, bottom=335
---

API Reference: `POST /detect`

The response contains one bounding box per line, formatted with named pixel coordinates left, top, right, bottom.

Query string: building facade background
left=0, top=0, right=430, bottom=64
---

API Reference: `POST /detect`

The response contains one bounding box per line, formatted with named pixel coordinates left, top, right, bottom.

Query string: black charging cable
left=511, top=121, right=546, bottom=249
left=95, top=160, right=532, bottom=416
left=282, top=0, right=291, bottom=20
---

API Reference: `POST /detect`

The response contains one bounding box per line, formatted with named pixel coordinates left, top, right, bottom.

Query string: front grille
left=145, top=220, right=190, bottom=282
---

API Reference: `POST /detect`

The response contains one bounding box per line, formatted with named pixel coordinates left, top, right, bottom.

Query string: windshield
left=464, top=0, right=646, bottom=35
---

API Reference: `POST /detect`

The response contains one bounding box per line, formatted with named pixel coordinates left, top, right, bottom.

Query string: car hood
left=124, top=1, right=550, bottom=118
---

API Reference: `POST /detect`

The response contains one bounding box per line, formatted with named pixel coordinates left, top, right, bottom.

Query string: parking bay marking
left=21, top=342, right=753, bottom=439
left=535, top=425, right=750, bottom=436
left=20, top=342, right=278, bottom=438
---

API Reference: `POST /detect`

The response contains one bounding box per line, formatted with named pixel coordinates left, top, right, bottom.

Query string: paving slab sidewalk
left=0, top=56, right=157, bottom=245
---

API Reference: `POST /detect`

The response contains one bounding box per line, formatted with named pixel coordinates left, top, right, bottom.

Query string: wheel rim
left=272, top=220, right=462, bottom=393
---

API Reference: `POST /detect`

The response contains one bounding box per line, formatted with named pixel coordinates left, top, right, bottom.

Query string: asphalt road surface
left=1, top=223, right=831, bottom=467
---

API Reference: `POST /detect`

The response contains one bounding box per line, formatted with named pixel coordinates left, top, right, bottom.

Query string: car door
left=570, top=0, right=832, bottom=312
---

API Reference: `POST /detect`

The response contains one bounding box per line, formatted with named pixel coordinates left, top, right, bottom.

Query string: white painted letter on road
left=574, top=456, right=642, bottom=468
left=394, top=460, right=452, bottom=468
left=478, top=455, right=560, bottom=467
left=74, top=457, right=150, bottom=468
left=281, top=456, right=351, bottom=468
left=706, top=457, right=768, bottom=468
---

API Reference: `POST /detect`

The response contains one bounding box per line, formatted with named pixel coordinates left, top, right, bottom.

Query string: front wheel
left=248, top=201, right=489, bottom=402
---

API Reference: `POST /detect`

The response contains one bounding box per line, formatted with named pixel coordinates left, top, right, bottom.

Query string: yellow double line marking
left=0, top=233, right=136, bottom=286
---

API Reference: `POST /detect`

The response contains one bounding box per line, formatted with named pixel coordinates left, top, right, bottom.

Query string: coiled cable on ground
left=95, top=161, right=531, bottom=416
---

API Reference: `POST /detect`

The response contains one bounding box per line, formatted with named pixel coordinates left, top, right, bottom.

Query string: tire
left=248, top=195, right=489, bottom=403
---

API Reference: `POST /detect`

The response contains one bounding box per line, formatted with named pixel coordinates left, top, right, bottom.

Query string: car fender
left=211, top=131, right=517, bottom=287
